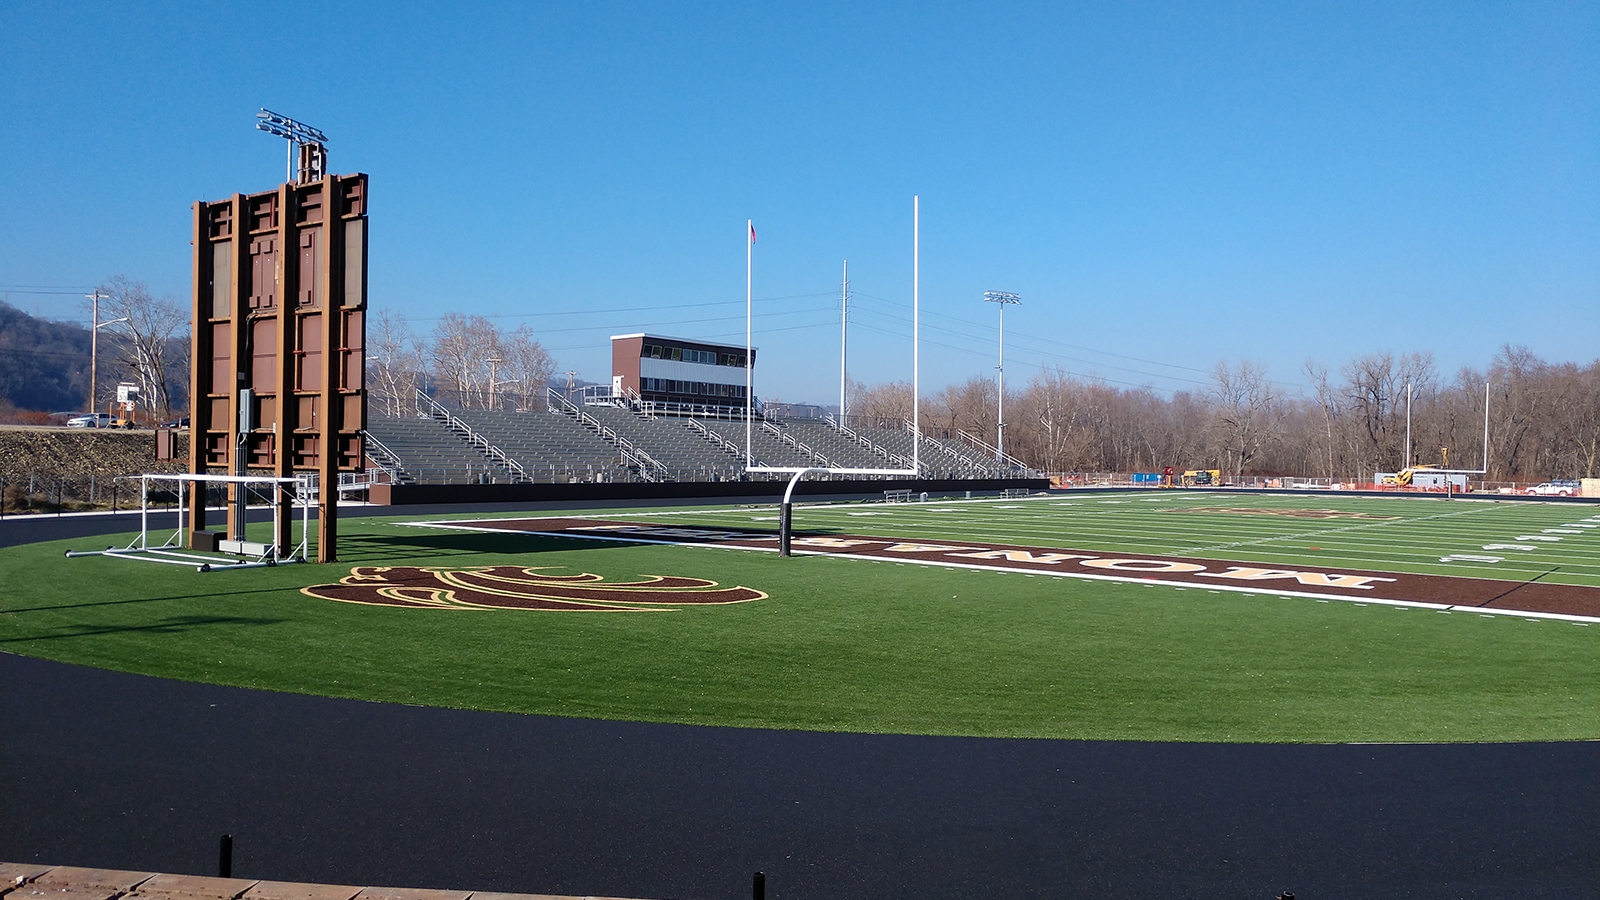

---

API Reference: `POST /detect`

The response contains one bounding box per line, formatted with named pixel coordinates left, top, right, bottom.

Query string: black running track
left=3, top=509, right=1597, bottom=899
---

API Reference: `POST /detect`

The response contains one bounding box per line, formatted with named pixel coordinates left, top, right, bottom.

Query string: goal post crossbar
left=745, top=196, right=923, bottom=480
left=64, top=472, right=314, bottom=572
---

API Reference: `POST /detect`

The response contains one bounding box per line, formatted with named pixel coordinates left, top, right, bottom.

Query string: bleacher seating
left=450, top=408, right=630, bottom=481
left=365, top=415, right=520, bottom=484
left=780, top=420, right=899, bottom=470
left=366, top=402, right=1033, bottom=485
left=699, top=419, right=816, bottom=469
left=581, top=406, right=744, bottom=479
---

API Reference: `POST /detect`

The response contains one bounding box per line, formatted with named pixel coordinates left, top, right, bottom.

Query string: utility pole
left=486, top=357, right=501, bottom=410
left=87, top=290, right=102, bottom=412
left=839, top=260, right=848, bottom=422
left=86, top=290, right=129, bottom=415
left=982, top=291, right=1021, bottom=462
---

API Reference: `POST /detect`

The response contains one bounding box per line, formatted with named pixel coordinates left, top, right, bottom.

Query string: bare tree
left=370, top=308, right=425, bottom=417
left=1207, top=360, right=1282, bottom=476
left=503, top=324, right=556, bottom=411
left=91, top=277, right=188, bottom=422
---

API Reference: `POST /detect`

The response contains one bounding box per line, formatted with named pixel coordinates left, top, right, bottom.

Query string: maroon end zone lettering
left=419, top=517, right=1600, bottom=620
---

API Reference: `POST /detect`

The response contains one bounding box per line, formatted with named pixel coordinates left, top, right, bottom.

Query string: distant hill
left=0, top=302, right=91, bottom=413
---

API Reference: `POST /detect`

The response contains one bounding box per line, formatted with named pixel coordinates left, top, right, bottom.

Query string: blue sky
left=2, top=1, right=1595, bottom=402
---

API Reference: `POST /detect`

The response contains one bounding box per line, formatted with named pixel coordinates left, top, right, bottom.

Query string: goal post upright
left=743, top=195, right=922, bottom=481
left=745, top=197, right=923, bottom=556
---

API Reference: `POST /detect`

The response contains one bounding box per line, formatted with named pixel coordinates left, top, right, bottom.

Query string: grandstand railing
left=825, top=414, right=915, bottom=469
left=686, top=418, right=748, bottom=461
left=957, top=429, right=1038, bottom=475
left=358, top=430, right=408, bottom=483
left=415, top=388, right=531, bottom=483
left=639, top=399, right=759, bottom=421
left=548, top=388, right=671, bottom=482
left=762, top=420, right=830, bottom=466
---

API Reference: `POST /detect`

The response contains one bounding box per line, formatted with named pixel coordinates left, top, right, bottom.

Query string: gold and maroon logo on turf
left=302, top=566, right=766, bottom=612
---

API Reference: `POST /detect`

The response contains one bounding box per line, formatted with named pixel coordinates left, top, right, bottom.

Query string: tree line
left=6, top=293, right=1593, bottom=482
left=0, top=278, right=187, bottom=423
left=368, top=311, right=557, bottom=416
left=845, top=345, right=1600, bottom=482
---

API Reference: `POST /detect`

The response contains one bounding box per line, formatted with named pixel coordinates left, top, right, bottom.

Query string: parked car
left=1525, top=482, right=1576, bottom=497
left=161, top=417, right=190, bottom=429
left=66, top=413, right=111, bottom=428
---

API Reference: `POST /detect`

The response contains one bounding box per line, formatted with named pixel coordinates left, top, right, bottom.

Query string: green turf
left=2, top=492, right=1597, bottom=743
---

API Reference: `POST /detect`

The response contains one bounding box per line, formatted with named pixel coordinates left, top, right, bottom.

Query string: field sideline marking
left=402, top=519, right=1600, bottom=626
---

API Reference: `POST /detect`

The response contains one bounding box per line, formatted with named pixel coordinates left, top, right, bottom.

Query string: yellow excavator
left=1379, top=449, right=1449, bottom=486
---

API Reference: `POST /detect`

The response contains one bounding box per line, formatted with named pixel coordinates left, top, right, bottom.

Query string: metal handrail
left=549, top=388, right=670, bottom=481
left=414, top=388, right=530, bottom=482
left=359, top=430, right=407, bottom=481
left=956, top=429, right=1038, bottom=474
left=826, top=414, right=914, bottom=469
left=686, top=418, right=749, bottom=461
left=762, top=420, right=829, bottom=466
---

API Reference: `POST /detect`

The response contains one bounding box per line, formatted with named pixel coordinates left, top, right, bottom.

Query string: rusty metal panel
left=341, top=393, right=364, bottom=431
left=209, top=322, right=232, bottom=388
left=342, top=219, right=364, bottom=307
left=297, top=313, right=323, bottom=390
left=210, top=242, right=232, bottom=319
left=248, top=237, right=277, bottom=310
left=250, top=318, right=277, bottom=389
left=249, top=194, right=278, bottom=232
left=297, top=229, right=319, bottom=307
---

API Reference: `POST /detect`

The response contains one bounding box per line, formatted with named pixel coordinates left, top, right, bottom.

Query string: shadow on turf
left=0, top=614, right=285, bottom=644
left=1, top=587, right=299, bottom=616
left=337, top=531, right=672, bottom=561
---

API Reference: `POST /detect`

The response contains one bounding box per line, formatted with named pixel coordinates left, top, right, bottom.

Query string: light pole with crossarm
left=982, top=290, right=1020, bottom=462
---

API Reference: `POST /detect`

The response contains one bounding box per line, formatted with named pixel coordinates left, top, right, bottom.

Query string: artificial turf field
left=2, top=490, right=1597, bottom=744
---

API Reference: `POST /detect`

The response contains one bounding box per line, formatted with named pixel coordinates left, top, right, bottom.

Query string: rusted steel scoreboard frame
left=188, top=174, right=368, bottom=563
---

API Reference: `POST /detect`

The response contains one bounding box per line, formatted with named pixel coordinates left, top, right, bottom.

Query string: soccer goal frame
left=65, top=472, right=314, bottom=572
left=743, top=196, right=924, bottom=481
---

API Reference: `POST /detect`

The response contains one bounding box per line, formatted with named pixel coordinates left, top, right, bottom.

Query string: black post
left=752, top=871, right=765, bottom=900
left=218, top=834, right=233, bottom=878
left=779, top=502, right=791, bottom=557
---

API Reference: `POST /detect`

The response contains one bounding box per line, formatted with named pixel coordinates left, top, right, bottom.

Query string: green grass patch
left=3, top=497, right=1597, bottom=743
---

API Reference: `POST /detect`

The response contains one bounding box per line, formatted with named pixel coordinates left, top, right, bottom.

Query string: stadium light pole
left=255, top=108, right=329, bottom=183
left=982, top=291, right=1021, bottom=462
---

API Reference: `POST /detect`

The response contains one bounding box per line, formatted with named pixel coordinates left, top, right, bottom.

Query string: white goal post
left=65, top=472, right=314, bottom=572
left=744, top=196, right=923, bottom=480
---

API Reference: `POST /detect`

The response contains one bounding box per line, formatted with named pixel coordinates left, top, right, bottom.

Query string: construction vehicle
left=1180, top=469, right=1222, bottom=487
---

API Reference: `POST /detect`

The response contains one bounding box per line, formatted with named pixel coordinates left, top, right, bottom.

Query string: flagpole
left=913, top=195, right=920, bottom=476
left=745, top=219, right=753, bottom=468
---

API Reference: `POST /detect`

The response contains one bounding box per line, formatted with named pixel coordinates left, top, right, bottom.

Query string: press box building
left=609, top=333, right=753, bottom=410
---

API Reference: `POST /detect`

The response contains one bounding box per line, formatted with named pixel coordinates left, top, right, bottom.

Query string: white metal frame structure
left=745, top=196, right=923, bottom=481
left=65, top=473, right=313, bottom=572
